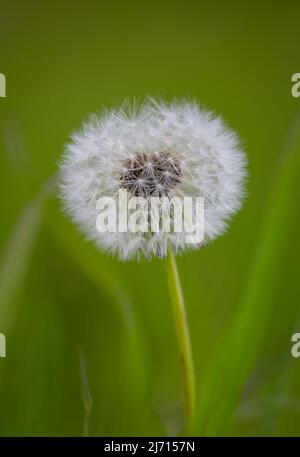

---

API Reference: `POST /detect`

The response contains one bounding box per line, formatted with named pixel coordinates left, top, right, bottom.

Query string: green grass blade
left=44, top=197, right=135, bottom=329
left=78, top=347, right=93, bottom=437
left=0, top=200, right=42, bottom=333
left=45, top=197, right=148, bottom=433
left=0, top=179, right=55, bottom=333
left=197, top=112, right=300, bottom=435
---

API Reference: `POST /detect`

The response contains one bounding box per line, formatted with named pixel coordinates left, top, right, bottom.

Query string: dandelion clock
left=60, top=99, right=247, bottom=435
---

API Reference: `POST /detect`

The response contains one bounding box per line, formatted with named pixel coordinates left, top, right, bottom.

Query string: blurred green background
left=0, top=0, right=300, bottom=437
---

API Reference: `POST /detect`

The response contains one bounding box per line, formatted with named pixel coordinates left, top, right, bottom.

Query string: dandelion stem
left=165, top=250, right=196, bottom=436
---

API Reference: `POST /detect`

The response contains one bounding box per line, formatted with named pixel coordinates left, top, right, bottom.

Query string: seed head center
left=120, top=151, right=182, bottom=197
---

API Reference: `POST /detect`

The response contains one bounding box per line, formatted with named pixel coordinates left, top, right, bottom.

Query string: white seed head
left=59, top=99, right=247, bottom=260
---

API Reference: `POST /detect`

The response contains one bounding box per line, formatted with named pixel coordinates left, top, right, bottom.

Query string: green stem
left=165, top=249, right=196, bottom=436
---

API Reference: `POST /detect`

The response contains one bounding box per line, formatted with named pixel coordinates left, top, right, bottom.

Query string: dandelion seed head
left=59, top=99, right=247, bottom=260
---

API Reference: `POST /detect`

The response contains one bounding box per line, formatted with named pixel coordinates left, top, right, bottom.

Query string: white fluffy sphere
left=60, top=99, right=247, bottom=260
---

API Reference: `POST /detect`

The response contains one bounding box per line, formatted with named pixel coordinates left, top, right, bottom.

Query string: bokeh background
left=0, top=0, right=300, bottom=436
